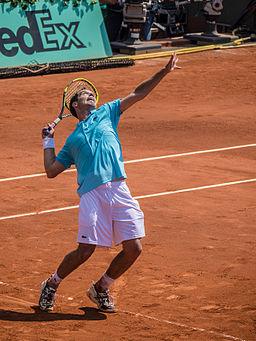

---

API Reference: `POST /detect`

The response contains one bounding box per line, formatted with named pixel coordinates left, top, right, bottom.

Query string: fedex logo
left=0, top=9, right=86, bottom=57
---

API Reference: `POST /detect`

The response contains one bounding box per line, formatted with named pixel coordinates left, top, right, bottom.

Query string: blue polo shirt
left=56, top=99, right=127, bottom=197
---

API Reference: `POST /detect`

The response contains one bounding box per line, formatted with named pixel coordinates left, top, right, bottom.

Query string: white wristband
left=43, top=137, right=55, bottom=149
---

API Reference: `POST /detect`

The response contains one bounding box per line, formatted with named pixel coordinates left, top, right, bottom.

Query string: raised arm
left=42, top=125, right=66, bottom=178
left=120, top=53, right=180, bottom=113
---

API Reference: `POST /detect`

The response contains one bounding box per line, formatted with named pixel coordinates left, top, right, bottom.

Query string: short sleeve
left=56, top=140, right=74, bottom=169
left=105, top=99, right=121, bottom=129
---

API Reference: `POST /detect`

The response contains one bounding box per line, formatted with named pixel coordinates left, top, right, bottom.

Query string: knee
left=123, top=239, right=142, bottom=262
left=76, top=244, right=96, bottom=264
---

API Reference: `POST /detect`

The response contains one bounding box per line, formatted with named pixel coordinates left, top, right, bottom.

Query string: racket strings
left=65, top=81, right=98, bottom=110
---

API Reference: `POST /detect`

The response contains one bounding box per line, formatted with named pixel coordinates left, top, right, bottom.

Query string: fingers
left=165, top=53, right=181, bottom=72
left=170, top=53, right=181, bottom=70
left=42, top=123, right=55, bottom=138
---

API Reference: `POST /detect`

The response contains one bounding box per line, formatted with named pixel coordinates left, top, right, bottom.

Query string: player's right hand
left=42, top=124, right=55, bottom=139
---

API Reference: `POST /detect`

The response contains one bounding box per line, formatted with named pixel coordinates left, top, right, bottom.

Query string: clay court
left=0, top=47, right=255, bottom=340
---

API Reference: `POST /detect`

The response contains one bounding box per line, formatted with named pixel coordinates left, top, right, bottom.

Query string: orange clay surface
left=0, top=47, right=256, bottom=341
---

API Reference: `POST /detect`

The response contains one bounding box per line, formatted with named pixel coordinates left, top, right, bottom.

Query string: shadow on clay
left=0, top=306, right=107, bottom=321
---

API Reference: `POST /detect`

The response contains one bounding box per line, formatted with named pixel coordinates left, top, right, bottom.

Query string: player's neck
left=77, top=105, right=96, bottom=122
left=78, top=111, right=90, bottom=122
left=78, top=107, right=94, bottom=121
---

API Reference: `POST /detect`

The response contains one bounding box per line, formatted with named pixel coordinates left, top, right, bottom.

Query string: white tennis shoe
left=38, top=280, right=56, bottom=311
left=87, top=283, right=116, bottom=313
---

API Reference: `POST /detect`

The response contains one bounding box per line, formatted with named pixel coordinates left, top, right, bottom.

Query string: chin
left=89, top=102, right=96, bottom=109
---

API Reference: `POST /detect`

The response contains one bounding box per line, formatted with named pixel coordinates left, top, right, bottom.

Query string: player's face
left=77, top=89, right=96, bottom=109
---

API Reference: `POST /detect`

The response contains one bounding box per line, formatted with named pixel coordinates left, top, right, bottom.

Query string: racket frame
left=48, top=77, right=99, bottom=129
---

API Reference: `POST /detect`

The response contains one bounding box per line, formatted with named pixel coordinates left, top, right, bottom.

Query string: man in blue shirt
left=39, top=54, right=180, bottom=313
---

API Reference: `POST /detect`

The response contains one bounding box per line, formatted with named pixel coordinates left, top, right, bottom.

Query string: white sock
left=49, top=271, right=63, bottom=286
left=99, top=273, right=115, bottom=290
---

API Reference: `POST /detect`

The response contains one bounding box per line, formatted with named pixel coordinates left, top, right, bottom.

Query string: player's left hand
left=165, top=53, right=181, bottom=73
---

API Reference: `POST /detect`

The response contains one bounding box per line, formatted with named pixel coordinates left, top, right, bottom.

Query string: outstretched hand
left=165, top=53, right=181, bottom=73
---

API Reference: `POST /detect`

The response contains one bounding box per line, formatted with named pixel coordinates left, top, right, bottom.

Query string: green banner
left=0, top=0, right=112, bottom=67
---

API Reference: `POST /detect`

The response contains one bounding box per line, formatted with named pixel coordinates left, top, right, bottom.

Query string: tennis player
left=39, top=54, right=180, bottom=313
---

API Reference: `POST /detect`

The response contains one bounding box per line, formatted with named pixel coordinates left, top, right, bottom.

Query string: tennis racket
left=48, top=77, right=99, bottom=130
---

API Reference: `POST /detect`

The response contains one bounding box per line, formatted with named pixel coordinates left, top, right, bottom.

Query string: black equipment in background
left=153, top=0, right=189, bottom=38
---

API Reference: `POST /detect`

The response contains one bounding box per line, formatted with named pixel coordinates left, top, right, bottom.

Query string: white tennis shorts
left=77, top=181, right=145, bottom=247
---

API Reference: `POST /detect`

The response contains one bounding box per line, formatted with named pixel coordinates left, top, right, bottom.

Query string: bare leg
left=48, top=243, right=96, bottom=288
left=95, top=239, right=142, bottom=290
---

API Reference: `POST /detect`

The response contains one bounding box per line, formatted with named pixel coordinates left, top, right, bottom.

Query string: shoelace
left=98, top=291, right=113, bottom=306
left=44, top=286, right=56, bottom=300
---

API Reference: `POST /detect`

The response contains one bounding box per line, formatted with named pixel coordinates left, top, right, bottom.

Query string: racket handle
left=47, top=117, right=62, bottom=131
left=52, top=117, right=62, bottom=126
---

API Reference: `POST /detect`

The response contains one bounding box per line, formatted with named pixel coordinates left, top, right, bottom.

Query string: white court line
left=134, top=178, right=256, bottom=199
left=1, top=143, right=256, bottom=183
left=120, top=310, right=247, bottom=341
left=0, top=178, right=255, bottom=221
